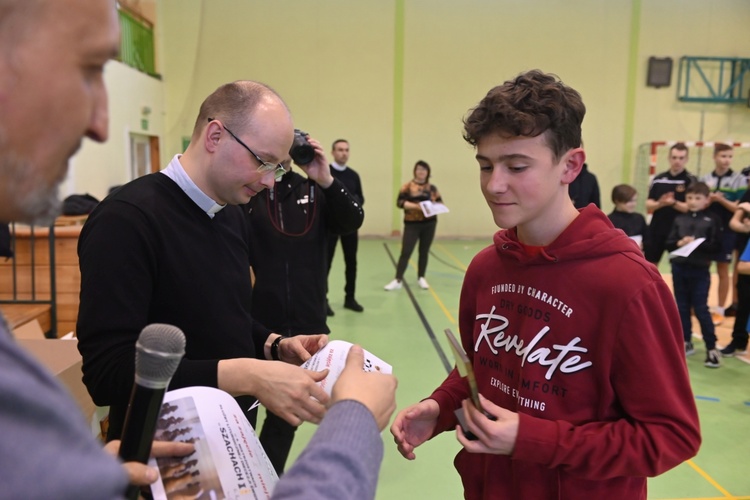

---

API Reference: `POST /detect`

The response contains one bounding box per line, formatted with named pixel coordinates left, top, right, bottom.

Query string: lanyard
left=267, top=179, right=317, bottom=236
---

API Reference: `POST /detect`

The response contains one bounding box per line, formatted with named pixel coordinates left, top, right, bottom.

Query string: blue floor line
left=694, top=395, right=720, bottom=402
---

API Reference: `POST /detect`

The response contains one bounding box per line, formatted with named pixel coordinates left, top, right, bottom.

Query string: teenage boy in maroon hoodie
left=391, top=70, right=700, bottom=499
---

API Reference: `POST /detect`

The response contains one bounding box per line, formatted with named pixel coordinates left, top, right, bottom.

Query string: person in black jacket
left=246, top=137, right=364, bottom=473
left=645, top=143, right=696, bottom=264
left=666, top=182, right=723, bottom=367
left=326, top=139, right=365, bottom=313
left=568, top=162, right=600, bottom=209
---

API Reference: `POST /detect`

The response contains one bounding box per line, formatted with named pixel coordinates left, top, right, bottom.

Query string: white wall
left=64, top=62, right=164, bottom=201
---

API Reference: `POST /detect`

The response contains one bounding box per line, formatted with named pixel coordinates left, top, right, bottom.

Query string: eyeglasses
left=208, top=118, right=286, bottom=182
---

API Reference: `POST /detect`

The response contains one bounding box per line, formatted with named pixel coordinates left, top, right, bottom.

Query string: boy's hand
left=391, top=399, right=440, bottom=460
left=456, top=394, right=518, bottom=455
left=678, top=235, right=695, bottom=247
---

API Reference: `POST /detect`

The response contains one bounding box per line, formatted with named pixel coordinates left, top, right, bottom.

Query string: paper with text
left=149, top=386, right=278, bottom=500
left=300, top=340, right=392, bottom=395
left=419, top=201, right=450, bottom=217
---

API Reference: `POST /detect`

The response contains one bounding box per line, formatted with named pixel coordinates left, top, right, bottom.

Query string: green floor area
left=278, top=238, right=750, bottom=499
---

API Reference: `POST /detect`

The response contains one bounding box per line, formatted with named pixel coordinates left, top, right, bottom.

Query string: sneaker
left=685, top=342, right=695, bottom=356
left=384, top=279, right=402, bottom=291
left=704, top=349, right=721, bottom=368
left=720, top=344, right=748, bottom=357
left=344, top=297, right=364, bottom=312
left=724, top=303, right=737, bottom=317
left=418, top=277, right=430, bottom=289
left=326, top=301, right=335, bottom=317
left=710, top=312, right=724, bottom=326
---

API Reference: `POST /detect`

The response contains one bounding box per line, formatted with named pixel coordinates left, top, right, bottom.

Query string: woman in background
left=385, top=160, right=442, bottom=290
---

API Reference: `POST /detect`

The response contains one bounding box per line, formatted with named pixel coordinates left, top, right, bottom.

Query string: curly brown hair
left=462, top=70, right=585, bottom=162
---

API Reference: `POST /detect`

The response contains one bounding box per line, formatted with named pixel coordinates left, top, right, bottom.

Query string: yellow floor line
left=435, top=242, right=468, bottom=272
left=407, top=258, right=456, bottom=324
left=686, top=459, right=735, bottom=498
left=428, top=286, right=456, bottom=325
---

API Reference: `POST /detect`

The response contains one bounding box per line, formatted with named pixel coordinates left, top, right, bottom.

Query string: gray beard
left=0, top=130, right=62, bottom=226
left=16, top=177, right=62, bottom=226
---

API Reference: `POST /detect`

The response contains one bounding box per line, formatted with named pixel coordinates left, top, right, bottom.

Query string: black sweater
left=607, top=211, right=647, bottom=238
left=77, top=173, right=269, bottom=439
left=329, top=165, right=364, bottom=206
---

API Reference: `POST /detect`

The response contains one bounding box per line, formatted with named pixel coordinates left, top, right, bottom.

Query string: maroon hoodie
left=429, top=206, right=700, bottom=500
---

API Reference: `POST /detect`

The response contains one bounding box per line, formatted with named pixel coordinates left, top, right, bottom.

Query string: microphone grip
left=118, top=384, right=166, bottom=500
left=125, top=482, right=141, bottom=500
left=118, top=384, right=166, bottom=462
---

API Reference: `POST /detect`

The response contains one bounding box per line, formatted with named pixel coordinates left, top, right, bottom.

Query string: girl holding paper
left=385, top=160, right=444, bottom=291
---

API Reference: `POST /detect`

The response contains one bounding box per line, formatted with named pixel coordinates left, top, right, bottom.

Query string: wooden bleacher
left=0, top=216, right=86, bottom=338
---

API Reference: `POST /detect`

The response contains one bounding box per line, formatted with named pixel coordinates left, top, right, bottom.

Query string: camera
left=289, top=129, right=315, bottom=165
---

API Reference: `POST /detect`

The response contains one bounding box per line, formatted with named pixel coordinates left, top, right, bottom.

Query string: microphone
left=118, top=324, right=185, bottom=497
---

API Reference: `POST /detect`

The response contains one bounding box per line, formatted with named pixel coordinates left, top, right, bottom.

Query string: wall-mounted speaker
left=646, top=57, right=673, bottom=88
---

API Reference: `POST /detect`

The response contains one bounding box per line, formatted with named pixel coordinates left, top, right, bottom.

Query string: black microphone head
left=135, top=323, right=186, bottom=389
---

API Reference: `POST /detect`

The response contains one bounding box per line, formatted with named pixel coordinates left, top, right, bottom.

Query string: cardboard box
left=11, top=318, right=45, bottom=339
left=17, top=338, right=94, bottom=423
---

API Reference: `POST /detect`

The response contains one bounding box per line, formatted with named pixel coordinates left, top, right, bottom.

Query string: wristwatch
left=270, top=335, right=288, bottom=361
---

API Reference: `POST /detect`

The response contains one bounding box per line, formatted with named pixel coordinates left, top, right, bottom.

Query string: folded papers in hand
left=301, top=340, right=392, bottom=395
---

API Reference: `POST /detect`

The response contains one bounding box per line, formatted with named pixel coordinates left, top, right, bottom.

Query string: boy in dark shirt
left=608, top=184, right=647, bottom=250
left=666, top=182, right=723, bottom=367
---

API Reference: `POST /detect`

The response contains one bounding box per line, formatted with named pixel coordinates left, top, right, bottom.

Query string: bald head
left=191, top=81, right=290, bottom=140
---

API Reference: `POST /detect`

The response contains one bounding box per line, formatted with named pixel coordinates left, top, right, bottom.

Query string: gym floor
left=279, top=238, right=750, bottom=499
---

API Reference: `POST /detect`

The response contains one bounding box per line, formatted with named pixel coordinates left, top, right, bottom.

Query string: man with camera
left=77, top=81, right=334, bottom=443
left=246, top=131, right=363, bottom=473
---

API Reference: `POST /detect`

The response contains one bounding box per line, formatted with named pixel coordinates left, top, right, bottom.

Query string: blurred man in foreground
left=0, top=0, right=396, bottom=497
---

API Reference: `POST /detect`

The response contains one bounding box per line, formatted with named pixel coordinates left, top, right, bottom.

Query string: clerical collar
left=331, top=162, right=347, bottom=172
left=161, top=154, right=226, bottom=218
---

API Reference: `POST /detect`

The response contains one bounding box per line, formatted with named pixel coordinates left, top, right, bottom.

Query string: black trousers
left=258, top=410, right=297, bottom=474
left=327, top=231, right=359, bottom=299
left=395, top=220, right=437, bottom=280
left=730, top=274, right=750, bottom=349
